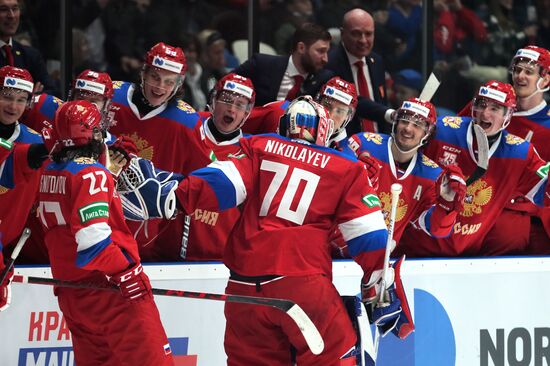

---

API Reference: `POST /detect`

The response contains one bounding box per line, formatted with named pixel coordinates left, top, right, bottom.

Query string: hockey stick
left=418, top=73, right=440, bottom=102
left=0, top=228, right=31, bottom=285
left=373, top=183, right=402, bottom=359
left=12, top=274, right=325, bottom=355
left=466, top=124, right=489, bottom=186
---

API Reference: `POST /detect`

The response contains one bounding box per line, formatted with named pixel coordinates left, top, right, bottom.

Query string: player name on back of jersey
left=39, top=175, right=67, bottom=195
left=264, top=139, right=331, bottom=168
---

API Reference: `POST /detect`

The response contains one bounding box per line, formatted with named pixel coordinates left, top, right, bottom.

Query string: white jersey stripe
left=339, top=211, right=387, bottom=242
left=209, top=160, right=247, bottom=206
left=75, top=222, right=112, bottom=252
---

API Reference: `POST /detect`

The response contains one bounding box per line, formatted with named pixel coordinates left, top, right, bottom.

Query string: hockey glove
left=27, top=143, right=49, bottom=169
left=436, top=164, right=466, bottom=212
left=0, top=266, right=14, bottom=312
left=358, top=151, right=380, bottom=191
left=361, top=256, right=414, bottom=339
left=109, top=263, right=152, bottom=304
left=109, top=135, right=138, bottom=160
left=118, top=158, right=178, bottom=221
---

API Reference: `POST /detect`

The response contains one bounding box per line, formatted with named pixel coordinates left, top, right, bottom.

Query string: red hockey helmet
left=72, top=69, right=114, bottom=99
left=509, top=45, right=550, bottom=77
left=0, top=66, right=34, bottom=95
left=55, top=100, right=104, bottom=148
left=144, top=42, right=187, bottom=76
left=473, top=80, right=516, bottom=110
left=282, top=96, right=334, bottom=146
left=392, top=97, right=437, bottom=148
left=317, top=77, right=357, bottom=134
left=212, top=73, right=256, bottom=109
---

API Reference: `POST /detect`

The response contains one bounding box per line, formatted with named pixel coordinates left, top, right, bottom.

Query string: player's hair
left=291, top=23, right=331, bottom=52
left=51, top=140, right=103, bottom=163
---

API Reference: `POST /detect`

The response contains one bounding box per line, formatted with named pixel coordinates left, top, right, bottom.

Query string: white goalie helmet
left=282, top=96, right=335, bottom=147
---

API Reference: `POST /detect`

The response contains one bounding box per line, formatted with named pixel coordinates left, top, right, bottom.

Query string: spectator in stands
left=326, top=8, right=394, bottom=135
left=233, top=22, right=332, bottom=108
left=0, top=0, right=55, bottom=94
left=179, top=32, right=207, bottom=111
left=198, top=30, right=228, bottom=100
left=273, top=0, right=315, bottom=55
left=385, top=0, right=423, bottom=71
left=391, top=68, right=422, bottom=109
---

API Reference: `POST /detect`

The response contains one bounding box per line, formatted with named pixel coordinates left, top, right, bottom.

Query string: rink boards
left=1, top=257, right=550, bottom=366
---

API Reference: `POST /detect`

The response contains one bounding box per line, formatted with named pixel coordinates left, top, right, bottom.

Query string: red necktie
left=3, top=45, right=14, bottom=66
left=286, top=75, right=304, bottom=101
left=354, top=60, right=377, bottom=132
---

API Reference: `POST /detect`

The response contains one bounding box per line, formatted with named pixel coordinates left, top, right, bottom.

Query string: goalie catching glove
left=117, top=157, right=179, bottom=221
left=361, top=255, right=414, bottom=339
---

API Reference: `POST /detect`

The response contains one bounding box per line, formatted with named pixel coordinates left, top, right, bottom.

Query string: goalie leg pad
left=390, top=255, right=415, bottom=339
left=342, top=295, right=376, bottom=366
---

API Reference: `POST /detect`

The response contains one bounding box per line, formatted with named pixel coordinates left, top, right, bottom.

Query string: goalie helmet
left=55, top=100, right=103, bottom=148
left=0, top=66, right=34, bottom=95
left=144, top=42, right=187, bottom=76
left=281, top=96, right=334, bottom=146
left=316, top=76, right=357, bottom=134
left=71, top=69, right=114, bottom=99
left=509, top=45, right=550, bottom=77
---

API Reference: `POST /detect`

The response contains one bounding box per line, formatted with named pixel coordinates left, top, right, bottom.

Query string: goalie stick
left=12, top=274, right=325, bottom=355
left=418, top=72, right=440, bottom=102
left=0, top=228, right=31, bottom=285
left=373, top=183, right=402, bottom=360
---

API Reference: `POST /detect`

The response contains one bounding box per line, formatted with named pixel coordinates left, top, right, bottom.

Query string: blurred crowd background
left=15, top=0, right=550, bottom=114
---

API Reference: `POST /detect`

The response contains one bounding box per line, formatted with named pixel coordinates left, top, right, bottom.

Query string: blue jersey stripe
left=190, top=167, right=237, bottom=211
left=76, top=235, right=112, bottom=267
left=346, top=229, right=388, bottom=257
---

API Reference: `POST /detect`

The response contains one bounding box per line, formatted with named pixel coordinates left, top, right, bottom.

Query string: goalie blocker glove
left=361, top=255, right=414, bottom=339
left=117, top=158, right=180, bottom=221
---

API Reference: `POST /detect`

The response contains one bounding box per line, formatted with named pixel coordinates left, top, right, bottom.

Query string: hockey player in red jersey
left=37, top=100, right=174, bottom=365
left=107, top=42, right=201, bottom=253
left=150, top=72, right=256, bottom=261
left=0, top=66, right=51, bottom=262
left=402, top=80, right=549, bottom=256
left=347, top=98, right=466, bottom=255
left=457, top=46, right=550, bottom=252
left=172, top=97, right=413, bottom=365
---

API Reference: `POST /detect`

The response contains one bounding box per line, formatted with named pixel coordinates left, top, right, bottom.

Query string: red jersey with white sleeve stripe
left=38, top=158, right=138, bottom=281
left=401, top=116, right=549, bottom=256
left=348, top=132, right=455, bottom=246
left=176, top=133, right=388, bottom=279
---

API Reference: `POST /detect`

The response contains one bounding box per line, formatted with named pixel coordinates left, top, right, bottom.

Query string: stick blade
left=286, top=304, right=325, bottom=355
left=419, top=73, right=440, bottom=102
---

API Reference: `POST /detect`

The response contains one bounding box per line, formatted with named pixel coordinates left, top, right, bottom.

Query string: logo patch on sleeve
left=0, top=138, right=13, bottom=150
left=78, top=202, right=109, bottom=223
left=537, top=162, right=550, bottom=179
left=362, top=194, right=381, bottom=208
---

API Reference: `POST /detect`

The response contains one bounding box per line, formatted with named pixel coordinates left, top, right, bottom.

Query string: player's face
left=0, top=0, right=20, bottom=40
left=510, top=61, right=545, bottom=98
left=472, top=98, right=509, bottom=136
left=74, top=90, right=107, bottom=112
left=213, top=91, right=250, bottom=133
left=341, top=12, right=375, bottom=58
left=319, top=97, right=351, bottom=131
left=394, top=115, right=429, bottom=151
left=0, top=88, right=28, bottom=125
left=142, top=67, right=180, bottom=107
left=301, top=39, right=330, bottom=74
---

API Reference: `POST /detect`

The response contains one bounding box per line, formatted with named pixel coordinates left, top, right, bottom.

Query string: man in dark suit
left=326, top=8, right=394, bottom=135
left=233, top=22, right=333, bottom=108
left=0, top=0, right=55, bottom=94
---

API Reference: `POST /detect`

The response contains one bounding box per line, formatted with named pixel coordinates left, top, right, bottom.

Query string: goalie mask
left=141, top=42, right=187, bottom=107
left=281, top=96, right=334, bottom=147
left=211, top=73, right=256, bottom=133
left=0, top=66, right=34, bottom=110
left=316, top=77, right=357, bottom=136
left=70, top=69, right=114, bottom=125
left=472, top=80, right=516, bottom=135
left=54, top=100, right=104, bottom=148
left=391, top=98, right=436, bottom=154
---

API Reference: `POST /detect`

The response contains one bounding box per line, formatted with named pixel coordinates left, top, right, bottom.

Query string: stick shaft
left=13, top=273, right=325, bottom=355
left=0, top=228, right=31, bottom=284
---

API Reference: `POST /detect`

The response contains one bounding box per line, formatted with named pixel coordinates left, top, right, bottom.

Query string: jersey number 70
left=259, top=160, right=320, bottom=225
